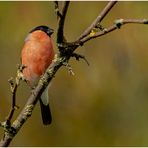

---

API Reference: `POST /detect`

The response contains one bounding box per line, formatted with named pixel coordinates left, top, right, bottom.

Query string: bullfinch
left=21, top=25, right=55, bottom=125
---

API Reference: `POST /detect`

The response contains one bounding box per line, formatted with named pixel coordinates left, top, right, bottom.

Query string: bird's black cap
left=30, top=25, right=54, bottom=37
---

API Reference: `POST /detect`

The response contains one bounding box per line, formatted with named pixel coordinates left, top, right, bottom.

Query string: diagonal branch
left=80, top=18, right=148, bottom=44
left=77, top=0, right=117, bottom=41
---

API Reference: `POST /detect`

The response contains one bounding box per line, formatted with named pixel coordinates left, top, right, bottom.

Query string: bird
left=21, top=25, right=55, bottom=125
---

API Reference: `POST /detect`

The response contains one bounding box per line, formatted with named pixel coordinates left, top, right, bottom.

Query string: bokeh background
left=0, top=1, right=148, bottom=146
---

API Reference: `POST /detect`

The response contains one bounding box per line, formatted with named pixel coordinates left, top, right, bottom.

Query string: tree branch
left=56, top=1, right=70, bottom=43
left=6, top=78, right=17, bottom=123
left=54, top=1, right=62, bottom=19
left=6, top=65, right=25, bottom=124
left=77, top=0, right=117, bottom=41
left=80, top=18, right=148, bottom=44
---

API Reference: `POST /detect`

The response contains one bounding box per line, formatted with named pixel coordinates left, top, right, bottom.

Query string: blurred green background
left=0, top=1, right=148, bottom=146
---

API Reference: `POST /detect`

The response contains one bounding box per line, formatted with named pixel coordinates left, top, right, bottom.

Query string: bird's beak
left=49, top=28, right=54, bottom=35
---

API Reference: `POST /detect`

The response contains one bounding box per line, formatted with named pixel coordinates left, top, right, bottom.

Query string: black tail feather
left=39, top=98, right=52, bottom=125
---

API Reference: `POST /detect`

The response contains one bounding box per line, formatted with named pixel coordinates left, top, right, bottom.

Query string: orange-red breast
left=21, top=26, right=54, bottom=125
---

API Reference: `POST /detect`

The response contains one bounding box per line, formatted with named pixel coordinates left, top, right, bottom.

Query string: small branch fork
left=0, top=65, right=25, bottom=146
left=80, top=18, right=148, bottom=44
left=0, top=1, right=147, bottom=147
left=77, top=0, right=118, bottom=41
left=6, top=65, right=25, bottom=123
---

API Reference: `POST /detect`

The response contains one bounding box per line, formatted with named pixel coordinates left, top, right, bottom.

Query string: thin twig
left=80, top=18, right=148, bottom=44
left=6, top=65, right=25, bottom=124
left=0, top=65, right=26, bottom=146
left=6, top=82, right=17, bottom=123
left=54, top=1, right=62, bottom=19
left=71, top=53, right=90, bottom=66
left=57, top=1, right=70, bottom=43
left=77, top=1, right=117, bottom=41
